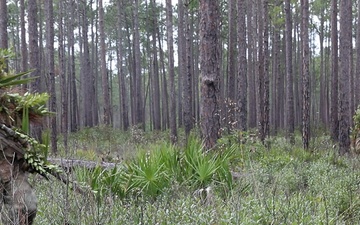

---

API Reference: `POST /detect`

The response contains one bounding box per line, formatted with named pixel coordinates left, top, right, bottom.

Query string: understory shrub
left=72, top=135, right=235, bottom=201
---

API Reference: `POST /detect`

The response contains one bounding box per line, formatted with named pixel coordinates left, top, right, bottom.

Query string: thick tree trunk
left=339, top=0, right=352, bottom=154
left=199, top=0, right=221, bottom=150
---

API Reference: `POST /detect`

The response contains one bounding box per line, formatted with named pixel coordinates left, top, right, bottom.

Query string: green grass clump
left=33, top=127, right=360, bottom=224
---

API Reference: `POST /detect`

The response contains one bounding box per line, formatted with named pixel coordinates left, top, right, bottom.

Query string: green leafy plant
left=0, top=48, right=60, bottom=177
left=126, top=149, right=170, bottom=198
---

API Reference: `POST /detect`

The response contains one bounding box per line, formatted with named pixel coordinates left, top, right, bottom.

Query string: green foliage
left=0, top=49, right=59, bottom=177
left=35, top=130, right=360, bottom=224
left=70, top=133, right=234, bottom=201
left=351, top=106, right=360, bottom=153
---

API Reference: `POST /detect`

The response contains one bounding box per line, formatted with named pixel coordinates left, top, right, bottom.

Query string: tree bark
left=199, top=0, right=221, bottom=150
left=151, top=0, right=161, bottom=130
left=20, top=0, right=27, bottom=75
left=28, top=0, right=40, bottom=93
left=247, top=0, right=257, bottom=129
left=330, top=0, right=339, bottom=142
left=237, top=0, right=247, bottom=131
left=227, top=0, right=237, bottom=132
left=177, top=0, right=185, bottom=128
left=0, top=0, right=8, bottom=49
left=45, top=0, right=57, bottom=154
left=339, top=0, right=351, bottom=154
left=99, top=0, right=111, bottom=126
left=355, top=0, right=360, bottom=109
left=59, top=0, right=68, bottom=152
left=285, top=0, right=295, bottom=143
left=166, top=0, right=177, bottom=143
left=133, top=0, right=144, bottom=128
left=301, top=0, right=310, bottom=149
left=257, top=0, right=265, bottom=142
left=0, top=0, right=7, bottom=50
left=81, top=1, right=95, bottom=128
left=183, top=2, right=193, bottom=139
left=68, top=0, right=79, bottom=132
left=117, top=0, right=129, bottom=131
left=263, top=0, right=270, bottom=142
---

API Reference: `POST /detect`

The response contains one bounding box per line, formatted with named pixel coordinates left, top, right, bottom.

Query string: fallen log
left=44, top=159, right=120, bottom=195
left=47, top=158, right=118, bottom=170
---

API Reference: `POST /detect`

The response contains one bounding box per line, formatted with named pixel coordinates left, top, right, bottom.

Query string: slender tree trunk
left=263, top=0, right=270, bottom=142
left=330, top=0, right=339, bottom=142
left=285, top=0, right=294, bottom=143
left=69, top=0, right=79, bottom=132
left=247, top=0, right=257, bottom=128
left=91, top=0, right=99, bottom=127
left=227, top=0, right=237, bottom=132
left=151, top=0, right=161, bottom=130
left=134, top=0, right=144, bottom=128
left=0, top=0, right=8, bottom=50
left=28, top=0, right=40, bottom=93
left=319, top=7, right=326, bottom=127
left=301, top=0, right=310, bottom=149
left=237, top=0, right=247, bottom=131
left=45, top=0, right=57, bottom=154
left=117, top=0, right=129, bottom=131
left=59, top=0, right=68, bottom=151
left=257, top=0, right=265, bottom=142
left=166, top=0, right=177, bottom=143
left=157, top=30, right=170, bottom=130
left=339, top=0, right=351, bottom=154
left=28, top=0, right=42, bottom=140
left=99, top=0, right=111, bottom=125
left=20, top=0, right=28, bottom=90
left=192, top=14, right=200, bottom=125
left=177, top=0, right=185, bottom=128
left=272, top=26, right=281, bottom=133
left=356, top=0, right=360, bottom=108
left=81, top=1, right=94, bottom=127
left=183, top=2, right=193, bottom=139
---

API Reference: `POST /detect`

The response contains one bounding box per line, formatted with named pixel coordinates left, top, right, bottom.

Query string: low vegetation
left=32, top=128, right=360, bottom=224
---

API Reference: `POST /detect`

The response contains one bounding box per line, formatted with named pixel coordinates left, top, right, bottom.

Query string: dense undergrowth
left=34, top=127, right=360, bottom=224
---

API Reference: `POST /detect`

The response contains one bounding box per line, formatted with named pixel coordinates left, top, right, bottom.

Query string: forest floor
left=33, top=127, right=360, bottom=224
